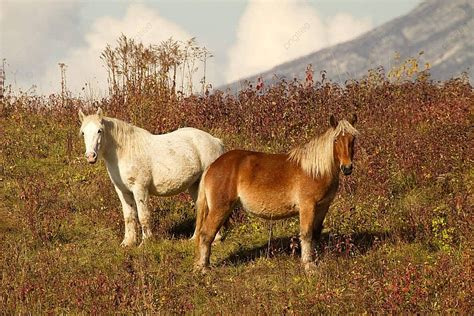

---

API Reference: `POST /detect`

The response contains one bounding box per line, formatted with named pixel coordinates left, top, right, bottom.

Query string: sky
left=0, top=0, right=422, bottom=96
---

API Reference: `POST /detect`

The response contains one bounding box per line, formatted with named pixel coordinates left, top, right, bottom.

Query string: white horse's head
left=79, top=108, right=105, bottom=164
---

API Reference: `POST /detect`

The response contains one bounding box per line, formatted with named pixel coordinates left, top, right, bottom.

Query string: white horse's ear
left=330, top=114, right=337, bottom=128
left=97, top=107, right=104, bottom=120
left=79, top=109, right=85, bottom=122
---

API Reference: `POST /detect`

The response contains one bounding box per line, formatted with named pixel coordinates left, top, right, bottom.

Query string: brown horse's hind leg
left=299, top=203, right=317, bottom=273
left=196, top=206, right=232, bottom=272
left=189, top=179, right=226, bottom=242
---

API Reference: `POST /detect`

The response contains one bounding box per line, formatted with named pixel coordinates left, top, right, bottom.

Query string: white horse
left=79, top=108, right=225, bottom=246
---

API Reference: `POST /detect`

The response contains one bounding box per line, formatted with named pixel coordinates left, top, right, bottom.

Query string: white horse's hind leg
left=133, top=187, right=152, bottom=246
left=115, top=187, right=138, bottom=247
left=188, top=180, right=200, bottom=202
left=188, top=181, right=200, bottom=240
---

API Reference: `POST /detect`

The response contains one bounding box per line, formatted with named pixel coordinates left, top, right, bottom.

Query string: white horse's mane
left=288, top=120, right=359, bottom=178
left=103, top=117, right=151, bottom=156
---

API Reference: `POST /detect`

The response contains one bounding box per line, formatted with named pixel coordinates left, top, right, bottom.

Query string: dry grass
left=0, top=71, right=472, bottom=313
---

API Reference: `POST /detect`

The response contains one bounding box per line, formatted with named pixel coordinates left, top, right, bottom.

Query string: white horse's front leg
left=115, top=187, right=138, bottom=247
left=133, top=187, right=152, bottom=246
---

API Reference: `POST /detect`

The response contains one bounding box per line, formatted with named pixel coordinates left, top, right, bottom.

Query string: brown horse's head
left=330, top=114, right=358, bottom=176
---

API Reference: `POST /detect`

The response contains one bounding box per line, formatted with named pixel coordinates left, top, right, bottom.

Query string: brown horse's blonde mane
left=288, top=120, right=359, bottom=178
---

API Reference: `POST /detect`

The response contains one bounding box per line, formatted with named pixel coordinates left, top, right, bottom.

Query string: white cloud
left=326, top=13, right=372, bottom=46
left=42, top=3, right=194, bottom=96
left=0, top=0, right=83, bottom=92
left=225, top=0, right=373, bottom=83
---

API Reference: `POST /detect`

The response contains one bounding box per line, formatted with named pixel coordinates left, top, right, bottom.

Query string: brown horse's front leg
left=313, top=223, right=323, bottom=242
left=312, top=203, right=330, bottom=248
left=299, top=205, right=317, bottom=273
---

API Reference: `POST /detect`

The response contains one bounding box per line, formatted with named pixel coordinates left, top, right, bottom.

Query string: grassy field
left=0, top=74, right=473, bottom=313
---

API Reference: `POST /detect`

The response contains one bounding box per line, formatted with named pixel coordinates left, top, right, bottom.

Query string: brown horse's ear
left=330, top=115, right=337, bottom=128
left=79, top=109, right=85, bottom=122
left=97, top=107, right=104, bottom=120
left=350, top=113, right=357, bottom=126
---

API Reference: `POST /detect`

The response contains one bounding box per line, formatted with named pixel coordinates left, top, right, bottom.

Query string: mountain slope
left=225, top=0, right=473, bottom=90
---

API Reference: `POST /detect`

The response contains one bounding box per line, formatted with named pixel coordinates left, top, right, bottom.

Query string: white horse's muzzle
left=86, top=152, right=98, bottom=164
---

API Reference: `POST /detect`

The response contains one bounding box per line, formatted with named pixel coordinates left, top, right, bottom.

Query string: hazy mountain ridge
left=224, top=0, right=473, bottom=90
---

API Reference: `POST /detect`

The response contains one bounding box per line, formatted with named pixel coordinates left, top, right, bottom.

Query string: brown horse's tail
left=195, top=169, right=209, bottom=250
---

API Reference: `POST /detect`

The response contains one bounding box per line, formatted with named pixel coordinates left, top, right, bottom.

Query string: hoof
left=212, top=231, right=225, bottom=244
left=138, top=239, right=151, bottom=248
left=120, top=239, right=136, bottom=247
left=193, top=265, right=210, bottom=275
left=138, top=235, right=154, bottom=247
left=304, top=262, right=317, bottom=274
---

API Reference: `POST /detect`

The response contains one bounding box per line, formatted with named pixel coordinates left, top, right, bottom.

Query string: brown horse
left=194, top=114, right=358, bottom=273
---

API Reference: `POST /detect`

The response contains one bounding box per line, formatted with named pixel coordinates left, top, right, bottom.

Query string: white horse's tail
left=212, top=136, right=225, bottom=160
left=195, top=169, right=210, bottom=250
left=217, top=137, right=225, bottom=154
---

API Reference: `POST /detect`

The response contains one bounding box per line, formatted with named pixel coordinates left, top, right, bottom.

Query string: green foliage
left=431, top=206, right=455, bottom=252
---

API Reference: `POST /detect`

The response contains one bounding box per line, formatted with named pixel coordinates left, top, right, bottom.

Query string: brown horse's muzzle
left=341, top=164, right=353, bottom=175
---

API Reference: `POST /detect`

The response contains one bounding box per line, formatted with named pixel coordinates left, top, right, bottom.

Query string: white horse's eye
left=98, top=129, right=102, bottom=134
left=81, top=131, right=84, bottom=136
